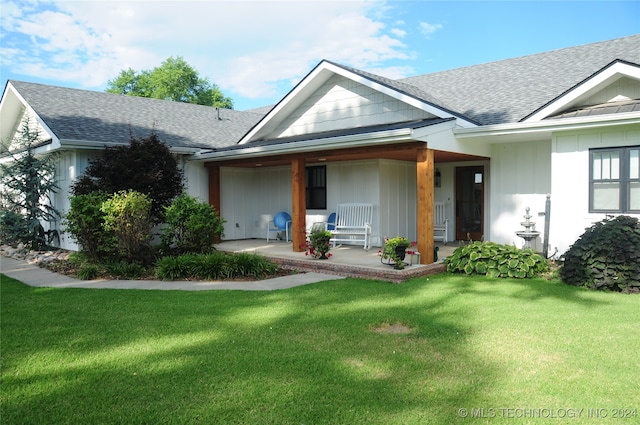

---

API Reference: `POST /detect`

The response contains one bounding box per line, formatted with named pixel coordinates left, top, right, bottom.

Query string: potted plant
left=380, top=236, right=411, bottom=269
left=303, top=229, right=333, bottom=259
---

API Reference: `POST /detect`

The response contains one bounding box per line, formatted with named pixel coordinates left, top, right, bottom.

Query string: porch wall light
left=435, top=168, right=441, bottom=187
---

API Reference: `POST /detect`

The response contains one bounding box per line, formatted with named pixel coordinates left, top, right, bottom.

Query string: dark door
left=456, top=166, right=484, bottom=241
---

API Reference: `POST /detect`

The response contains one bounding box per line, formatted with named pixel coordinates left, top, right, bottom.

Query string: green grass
left=1, top=273, right=638, bottom=424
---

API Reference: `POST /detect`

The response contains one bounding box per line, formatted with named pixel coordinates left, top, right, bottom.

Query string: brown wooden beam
left=207, top=164, right=222, bottom=243
left=416, top=146, right=435, bottom=263
left=291, top=158, right=306, bottom=252
left=205, top=142, right=425, bottom=168
left=207, top=164, right=221, bottom=212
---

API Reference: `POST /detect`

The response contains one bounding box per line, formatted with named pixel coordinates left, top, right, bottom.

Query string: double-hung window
left=590, top=146, right=640, bottom=213
left=306, top=165, right=326, bottom=210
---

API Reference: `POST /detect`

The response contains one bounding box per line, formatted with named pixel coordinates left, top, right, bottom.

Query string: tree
left=71, top=133, right=184, bottom=223
left=0, top=119, right=59, bottom=249
left=105, top=56, right=234, bottom=108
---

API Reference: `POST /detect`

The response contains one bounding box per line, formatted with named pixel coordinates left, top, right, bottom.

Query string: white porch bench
left=434, top=201, right=448, bottom=243
left=326, top=203, right=373, bottom=250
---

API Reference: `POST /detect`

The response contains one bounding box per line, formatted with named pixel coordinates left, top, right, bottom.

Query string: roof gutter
left=454, top=112, right=640, bottom=141
left=195, top=127, right=415, bottom=161
left=59, top=139, right=201, bottom=155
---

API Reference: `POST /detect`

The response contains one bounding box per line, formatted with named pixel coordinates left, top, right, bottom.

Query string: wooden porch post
left=207, top=164, right=221, bottom=212
left=206, top=164, right=222, bottom=243
left=291, top=158, right=306, bottom=252
left=416, top=146, right=435, bottom=263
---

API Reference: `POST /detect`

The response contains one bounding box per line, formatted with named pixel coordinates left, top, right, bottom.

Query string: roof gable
left=524, top=60, right=640, bottom=122
left=261, top=73, right=439, bottom=140
left=239, top=60, right=478, bottom=144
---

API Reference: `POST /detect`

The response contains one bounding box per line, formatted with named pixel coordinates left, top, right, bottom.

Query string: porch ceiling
left=207, top=142, right=486, bottom=168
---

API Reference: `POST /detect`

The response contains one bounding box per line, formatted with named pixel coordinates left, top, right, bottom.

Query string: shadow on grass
left=438, top=273, right=612, bottom=307
left=5, top=273, right=612, bottom=424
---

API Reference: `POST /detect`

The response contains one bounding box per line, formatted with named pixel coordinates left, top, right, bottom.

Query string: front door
left=455, top=166, right=484, bottom=241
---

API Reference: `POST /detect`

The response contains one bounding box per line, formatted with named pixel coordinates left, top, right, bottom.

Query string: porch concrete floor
left=215, top=239, right=456, bottom=283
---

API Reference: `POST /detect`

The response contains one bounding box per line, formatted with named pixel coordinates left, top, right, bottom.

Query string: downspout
left=543, top=194, right=551, bottom=258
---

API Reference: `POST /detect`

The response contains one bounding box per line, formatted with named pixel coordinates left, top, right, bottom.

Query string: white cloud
left=391, top=28, right=407, bottom=38
left=1, top=0, right=415, bottom=107
left=419, top=21, right=443, bottom=37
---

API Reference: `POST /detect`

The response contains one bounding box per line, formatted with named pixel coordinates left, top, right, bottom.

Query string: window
left=590, top=146, right=640, bottom=213
left=306, top=165, right=326, bottom=209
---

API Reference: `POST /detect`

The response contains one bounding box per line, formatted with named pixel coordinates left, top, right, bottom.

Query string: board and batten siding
left=378, top=160, right=417, bottom=246
left=550, top=124, right=640, bottom=255
left=269, top=74, right=435, bottom=139
left=219, top=166, right=291, bottom=240
left=489, top=140, right=551, bottom=252
left=581, top=77, right=640, bottom=105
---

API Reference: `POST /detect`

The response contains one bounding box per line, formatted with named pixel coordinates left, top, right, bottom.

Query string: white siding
left=183, top=160, right=209, bottom=202
left=582, top=77, right=640, bottom=104
left=269, top=75, right=434, bottom=139
left=489, top=141, right=551, bottom=251
left=550, top=124, right=640, bottom=255
left=219, top=166, right=291, bottom=240
left=326, top=160, right=381, bottom=245
left=55, top=150, right=94, bottom=250
left=379, top=160, right=417, bottom=245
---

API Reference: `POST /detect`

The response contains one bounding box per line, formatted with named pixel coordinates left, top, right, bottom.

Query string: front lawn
left=1, top=274, right=638, bottom=424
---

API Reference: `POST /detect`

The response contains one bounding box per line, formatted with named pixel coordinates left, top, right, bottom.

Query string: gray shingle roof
left=9, top=80, right=263, bottom=149
left=8, top=35, right=640, bottom=151
left=400, top=34, right=640, bottom=125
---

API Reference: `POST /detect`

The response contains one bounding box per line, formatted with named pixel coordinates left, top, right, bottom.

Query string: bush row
left=155, top=252, right=280, bottom=281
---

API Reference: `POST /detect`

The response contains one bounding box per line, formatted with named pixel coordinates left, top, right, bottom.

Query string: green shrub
left=559, top=215, right=640, bottom=293
left=101, top=190, right=153, bottom=264
left=446, top=241, right=549, bottom=278
left=77, top=264, right=100, bottom=280
left=71, top=132, right=183, bottom=223
left=0, top=210, right=27, bottom=245
left=160, top=194, right=225, bottom=254
left=64, top=192, right=116, bottom=262
left=155, top=252, right=279, bottom=281
left=104, top=260, right=147, bottom=279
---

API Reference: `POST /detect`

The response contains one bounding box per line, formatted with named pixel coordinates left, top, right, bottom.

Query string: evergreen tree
left=0, top=119, right=59, bottom=249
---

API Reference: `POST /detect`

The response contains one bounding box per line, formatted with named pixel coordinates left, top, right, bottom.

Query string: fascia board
left=58, top=139, right=200, bottom=155
left=197, top=127, right=414, bottom=162
left=524, top=61, right=640, bottom=123
left=455, top=111, right=640, bottom=142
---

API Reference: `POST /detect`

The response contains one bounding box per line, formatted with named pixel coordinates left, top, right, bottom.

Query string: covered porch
left=215, top=239, right=456, bottom=283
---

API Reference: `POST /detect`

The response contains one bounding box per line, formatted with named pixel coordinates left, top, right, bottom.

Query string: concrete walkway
left=0, top=256, right=345, bottom=291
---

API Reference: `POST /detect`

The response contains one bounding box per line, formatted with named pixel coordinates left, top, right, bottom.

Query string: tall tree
left=0, top=119, right=59, bottom=249
left=105, top=56, right=233, bottom=108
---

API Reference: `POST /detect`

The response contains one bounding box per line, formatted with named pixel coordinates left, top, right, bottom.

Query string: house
left=2, top=35, right=639, bottom=264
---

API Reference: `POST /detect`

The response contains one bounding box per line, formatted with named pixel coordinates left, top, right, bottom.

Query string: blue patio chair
left=266, top=211, right=292, bottom=242
left=311, top=212, right=336, bottom=232
left=326, top=212, right=336, bottom=231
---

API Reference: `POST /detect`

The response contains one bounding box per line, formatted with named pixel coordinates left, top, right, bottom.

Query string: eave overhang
left=454, top=111, right=640, bottom=143
left=56, top=138, right=200, bottom=155
left=195, top=118, right=455, bottom=162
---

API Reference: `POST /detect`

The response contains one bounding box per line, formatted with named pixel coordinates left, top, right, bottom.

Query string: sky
left=1, top=0, right=639, bottom=111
